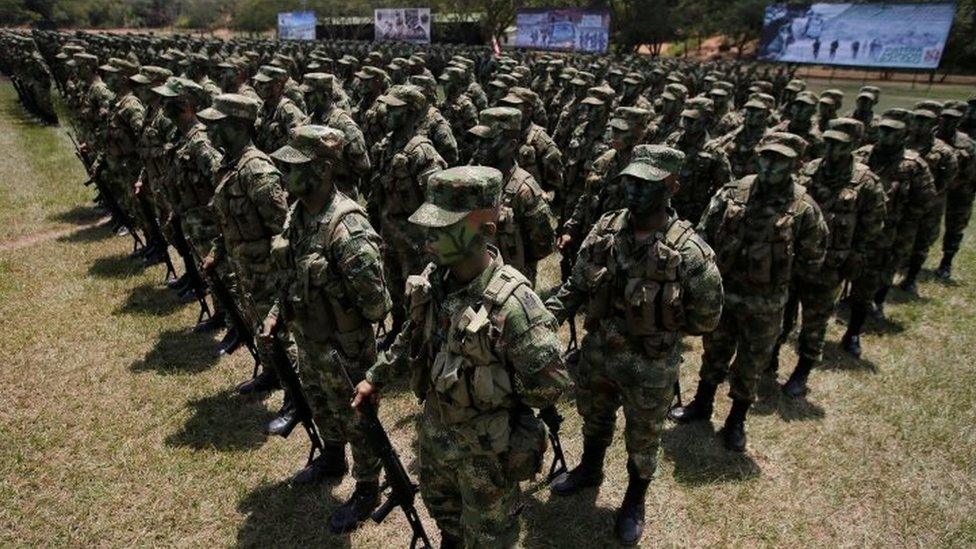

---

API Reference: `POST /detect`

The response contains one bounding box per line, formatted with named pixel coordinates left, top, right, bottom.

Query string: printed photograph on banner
left=514, top=8, right=610, bottom=53
left=374, top=8, right=431, bottom=44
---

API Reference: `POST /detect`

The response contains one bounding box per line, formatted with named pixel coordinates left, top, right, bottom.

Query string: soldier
left=301, top=72, right=370, bottom=198
left=814, top=89, right=844, bottom=133
left=498, top=88, right=564, bottom=202
left=849, top=89, right=880, bottom=145
left=709, top=88, right=740, bottom=137
left=371, top=84, right=447, bottom=342
left=254, top=65, right=307, bottom=154
left=960, top=95, right=976, bottom=138
left=719, top=98, right=770, bottom=179
left=182, top=52, right=222, bottom=102
left=666, top=98, right=733, bottom=224
left=842, top=117, right=935, bottom=356
left=439, top=66, right=480, bottom=164
left=469, top=107, right=556, bottom=284
left=772, top=91, right=822, bottom=162
left=409, top=74, right=460, bottom=166
left=901, top=109, right=958, bottom=295
left=353, top=166, right=570, bottom=548
left=546, top=146, right=723, bottom=545
left=935, top=104, right=976, bottom=280
left=617, top=73, right=653, bottom=110
left=771, top=119, right=886, bottom=397
left=264, top=125, right=391, bottom=531
left=645, top=83, right=686, bottom=144
left=670, top=133, right=827, bottom=452
left=217, top=56, right=261, bottom=104
left=198, top=94, right=295, bottom=432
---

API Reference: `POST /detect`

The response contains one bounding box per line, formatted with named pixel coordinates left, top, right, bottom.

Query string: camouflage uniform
left=303, top=73, right=371, bottom=198
left=102, top=59, right=148, bottom=229
left=367, top=167, right=569, bottom=548
left=938, top=106, right=976, bottom=275
left=255, top=66, right=308, bottom=154
left=499, top=88, right=564, bottom=202
left=772, top=92, right=823, bottom=162
left=717, top=99, right=770, bottom=179
left=439, top=67, right=480, bottom=164
left=665, top=101, right=733, bottom=225
left=269, top=126, right=391, bottom=488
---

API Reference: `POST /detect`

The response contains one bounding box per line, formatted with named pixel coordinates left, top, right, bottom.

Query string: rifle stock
left=170, top=217, right=212, bottom=323
left=539, top=405, right=568, bottom=482
left=268, top=320, right=324, bottom=466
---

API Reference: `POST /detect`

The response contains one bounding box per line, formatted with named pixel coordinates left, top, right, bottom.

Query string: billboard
left=277, top=11, right=316, bottom=40
left=515, top=8, right=610, bottom=53
left=374, top=8, right=431, bottom=44
left=758, top=3, right=956, bottom=69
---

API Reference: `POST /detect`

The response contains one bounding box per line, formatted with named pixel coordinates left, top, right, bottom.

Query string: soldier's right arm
left=695, top=186, right=732, bottom=246
left=545, top=219, right=607, bottom=324
left=679, top=233, right=723, bottom=335
left=246, top=162, right=289, bottom=235
left=331, top=212, right=392, bottom=323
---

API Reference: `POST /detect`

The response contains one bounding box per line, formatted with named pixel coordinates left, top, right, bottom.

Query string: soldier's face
left=283, top=162, right=319, bottom=199
left=824, top=138, right=853, bottom=163
left=681, top=115, right=704, bottom=134
left=913, top=118, right=936, bottom=139
left=790, top=103, right=813, bottom=121
left=744, top=108, right=767, bottom=128
left=857, top=97, right=872, bottom=111
left=386, top=104, right=405, bottom=128
left=220, top=68, right=236, bottom=90
left=757, top=152, right=794, bottom=185
left=940, top=116, right=960, bottom=135
left=424, top=215, right=492, bottom=266
left=878, top=126, right=905, bottom=148
left=207, top=118, right=249, bottom=153
left=623, top=175, right=669, bottom=216
left=819, top=103, right=837, bottom=118
left=611, top=126, right=636, bottom=151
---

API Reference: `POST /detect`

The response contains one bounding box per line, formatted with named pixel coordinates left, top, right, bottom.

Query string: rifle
left=672, top=379, right=683, bottom=409
left=204, top=259, right=260, bottom=371
left=338, top=358, right=433, bottom=549
left=67, top=130, right=144, bottom=252
left=170, top=217, right=212, bottom=324
left=538, top=405, right=568, bottom=483
left=267, top=319, right=324, bottom=466
left=135, top=184, right=177, bottom=281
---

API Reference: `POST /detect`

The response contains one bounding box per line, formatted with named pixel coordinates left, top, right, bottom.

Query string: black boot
left=193, top=314, right=225, bottom=334
left=290, top=443, right=348, bottom=485
left=935, top=253, right=954, bottom=281
left=550, top=436, right=607, bottom=496
left=899, top=257, right=923, bottom=295
left=668, top=380, right=717, bottom=423
left=718, top=399, right=751, bottom=452
left=265, top=393, right=299, bottom=437
left=236, top=368, right=279, bottom=395
left=615, top=461, right=651, bottom=546
left=217, top=327, right=242, bottom=356
left=167, top=273, right=189, bottom=290
left=439, top=531, right=462, bottom=549
left=872, top=286, right=890, bottom=321
left=782, top=356, right=815, bottom=398
left=842, top=302, right=867, bottom=359
left=329, top=481, right=380, bottom=534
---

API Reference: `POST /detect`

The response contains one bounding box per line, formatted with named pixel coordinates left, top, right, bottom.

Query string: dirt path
left=0, top=217, right=108, bottom=252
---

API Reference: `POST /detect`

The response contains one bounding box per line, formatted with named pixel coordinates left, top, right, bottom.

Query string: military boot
left=236, top=367, right=279, bottom=395
left=290, top=443, right=348, bottom=486
left=615, top=462, right=651, bottom=546
left=218, top=327, right=242, bottom=357
left=782, top=356, right=814, bottom=398
left=439, top=531, right=462, bottom=549
left=550, top=436, right=607, bottom=496
left=166, top=272, right=189, bottom=291
left=718, top=399, right=751, bottom=452
left=668, top=380, right=717, bottom=423
left=872, top=286, right=890, bottom=321
left=328, top=480, right=380, bottom=534
left=193, top=314, right=226, bottom=334
left=265, top=391, right=298, bottom=437
left=842, top=301, right=867, bottom=358
left=935, top=252, right=954, bottom=281
left=899, top=257, right=923, bottom=295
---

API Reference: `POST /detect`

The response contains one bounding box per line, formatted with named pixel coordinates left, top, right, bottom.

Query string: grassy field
left=1, top=79, right=975, bottom=548
left=804, top=77, right=973, bottom=114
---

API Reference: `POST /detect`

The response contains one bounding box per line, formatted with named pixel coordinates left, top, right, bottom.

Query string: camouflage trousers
left=910, top=193, right=947, bottom=265
left=782, top=276, right=844, bottom=364
left=700, top=291, right=786, bottom=403
left=238, top=263, right=296, bottom=383
left=417, top=410, right=520, bottom=548
left=850, top=246, right=902, bottom=305
left=943, top=186, right=976, bottom=256
left=105, top=158, right=145, bottom=231
left=380, top=218, right=429, bottom=322
left=291, top=333, right=381, bottom=482
left=575, top=327, right=677, bottom=480
left=182, top=213, right=232, bottom=318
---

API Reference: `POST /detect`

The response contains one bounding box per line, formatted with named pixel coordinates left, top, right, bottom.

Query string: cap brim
left=661, top=92, right=676, bottom=101
left=941, top=109, right=963, bottom=118
left=270, top=145, right=313, bottom=164
left=129, top=74, right=151, bottom=84
left=252, top=73, right=272, bottom=83
left=378, top=95, right=406, bottom=107
left=619, top=162, right=671, bottom=181
left=98, top=64, right=118, bottom=73
left=823, top=130, right=851, bottom=142
left=197, top=107, right=227, bottom=121
left=408, top=202, right=469, bottom=228
left=468, top=125, right=494, bottom=138
left=680, top=109, right=702, bottom=119
left=879, top=120, right=906, bottom=130
left=756, top=144, right=798, bottom=158
left=609, top=119, right=631, bottom=131
left=151, top=84, right=178, bottom=97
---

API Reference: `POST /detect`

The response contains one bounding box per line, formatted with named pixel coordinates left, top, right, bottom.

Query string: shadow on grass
left=753, top=380, right=826, bottom=423
left=87, top=252, right=142, bottom=278
left=662, top=422, right=762, bottom=486
left=58, top=221, right=116, bottom=244
left=130, top=327, right=220, bottom=375
left=818, top=341, right=879, bottom=373
left=49, top=205, right=103, bottom=225
left=236, top=480, right=349, bottom=549
left=165, top=389, right=273, bottom=452
left=522, top=488, right=614, bottom=549
left=116, top=283, right=186, bottom=317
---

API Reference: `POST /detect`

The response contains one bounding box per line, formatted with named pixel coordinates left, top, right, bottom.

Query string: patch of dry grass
left=1, top=79, right=975, bottom=548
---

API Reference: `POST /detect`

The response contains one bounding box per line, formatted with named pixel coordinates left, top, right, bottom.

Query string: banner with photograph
left=277, top=11, right=316, bottom=40
left=758, top=2, right=956, bottom=69
left=374, top=8, right=431, bottom=44
left=515, top=8, right=610, bottom=53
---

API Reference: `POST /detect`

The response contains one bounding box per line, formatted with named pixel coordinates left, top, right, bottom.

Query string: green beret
left=408, top=166, right=503, bottom=228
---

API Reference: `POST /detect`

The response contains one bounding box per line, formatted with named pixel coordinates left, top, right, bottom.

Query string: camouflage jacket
left=367, top=249, right=569, bottom=461
left=373, top=131, right=447, bottom=219
left=913, top=136, right=959, bottom=195
left=854, top=145, right=936, bottom=252
left=311, top=106, right=371, bottom=192
left=945, top=131, right=976, bottom=195
left=796, top=158, right=886, bottom=281
left=416, top=106, right=459, bottom=166
left=718, top=126, right=768, bottom=180
left=665, top=130, right=734, bottom=225
left=169, top=123, right=222, bottom=219
left=548, top=209, right=723, bottom=365
left=563, top=147, right=631, bottom=240
left=495, top=165, right=556, bottom=272
left=771, top=120, right=823, bottom=162
left=106, top=92, right=146, bottom=162
left=257, top=96, right=308, bottom=154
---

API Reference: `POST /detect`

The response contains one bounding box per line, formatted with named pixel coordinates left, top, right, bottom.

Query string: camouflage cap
left=785, top=79, right=806, bottom=92
left=299, top=72, right=335, bottom=93
left=822, top=88, right=845, bottom=103
left=857, top=91, right=876, bottom=102
left=942, top=100, right=967, bottom=118
left=860, top=85, right=881, bottom=98
left=882, top=108, right=912, bottom=124
left=757, top=132, right=808, bottom=159
left=619, top=144, right=685, bottom=182
left=197, top=93, right=260, bottom=122
left=253, top=65, right=288, bottom=83
left=408, top=166, right=503, bottom=228
left=713, top=80, right=734, bottom=93
left=73, top=52, right=98, bottom=66
left=708, top=88, right=729, bottom=99
left=794, top=91, right=818, bottom=105
left=270, top=125, right=345, bottom=165
left=823, top=117, right=865, bottom=143
left=131, top=65, right=172, bottom=86
left=878, top=118, right=907, bottom=131
left=912, top=108, right=938, bottom=121
left=609, top=106, right=651, bottom=132
left=377, top=84, right=425, bottom=109
left=151, top=76, right=203, bottom=102
left=439, top=66, right=464, bottom=83
left=469, top=107, right=522, bottom=138
left=744, top=98, right=769, bottom=111
left=408, top=74, right=437, bottom=96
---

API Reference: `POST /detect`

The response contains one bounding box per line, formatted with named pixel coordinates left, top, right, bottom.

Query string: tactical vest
left=807, top=161, right=872, bottom=270
left=174, top=126, right=217, bottom=214
left=496, top=170, right=531, bottom=271
left=865, top=148, right=918, bottom=250
left=918, top=139, right=956, bottom=194
left=279, top=197, right=372, bottom=357
left=712, top=177, right=807, bottom=289
left=213, top=147, right=279, bottom=267
left=380, top=135, right=433, bottom=217
left=581, top=211, right=691, bottom=359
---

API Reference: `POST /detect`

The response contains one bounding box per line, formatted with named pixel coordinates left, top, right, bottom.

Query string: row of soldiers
left=6, top=27, right=976, bottom=547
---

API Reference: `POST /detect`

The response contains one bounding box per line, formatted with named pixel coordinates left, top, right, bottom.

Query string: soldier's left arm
left=330, top=213, right=393, bottom=323
left=504, top=286, right=571, bottom=410
left=709, top=148, right=734, bottom=193
left=679, top=233, right=724, bottom=335
left=793, top=194, right=829, bottom=279
left=433, top=119, right=459, bottom=166
left=516, top=176, right=557, bottom=261
left=411, top=142, right=447, bottom=189
left=248, top=168, right=289, bottom=235
left=852, top=173, right=887, bottom=259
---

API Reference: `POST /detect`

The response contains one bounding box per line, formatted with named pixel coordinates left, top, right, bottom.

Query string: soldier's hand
left=201, top=254, right=216, bottom=273
left=351, top=380, right=379, bottom=409
left=258, top=315, right=277, bottom=342
left=556, top=234, right=572, bottom=251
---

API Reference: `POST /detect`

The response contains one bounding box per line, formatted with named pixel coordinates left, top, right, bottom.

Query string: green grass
left=1, top=78, right=976, bottom=547
left=803, top=77, right=973, bottom=113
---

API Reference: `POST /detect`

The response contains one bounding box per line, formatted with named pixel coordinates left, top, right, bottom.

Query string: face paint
left=163, top=99, right=183, bottom=121
left=824, top=139, right=853, bottom=163
left=208, top=119, right=248, bottom=155
left=284, top=163, right=317, bottom=198
left=877, top=127, right=904, bottom=148
left=744, top=108, right=766, bottom=128
left=386, top=104, right=404, bottom=129
left=940, top=117, right=960, bottom=135
left=220, top=69, right=236, bottom=90
left=425, top=217, right=485, bottom=266
left=623, top=175, right=668, bottom=216
left=757, top=152, right=794, bottom=186
left=681, top=115, right=702, bottom=134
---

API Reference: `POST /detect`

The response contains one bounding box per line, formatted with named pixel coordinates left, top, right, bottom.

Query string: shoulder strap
left=324, top=195, right=368, bottom=248
left=404, top=134, right=432, bottom=155
left=663, top=217, right=695, bottom=249
left=483, top=265, right=529, bottom=309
